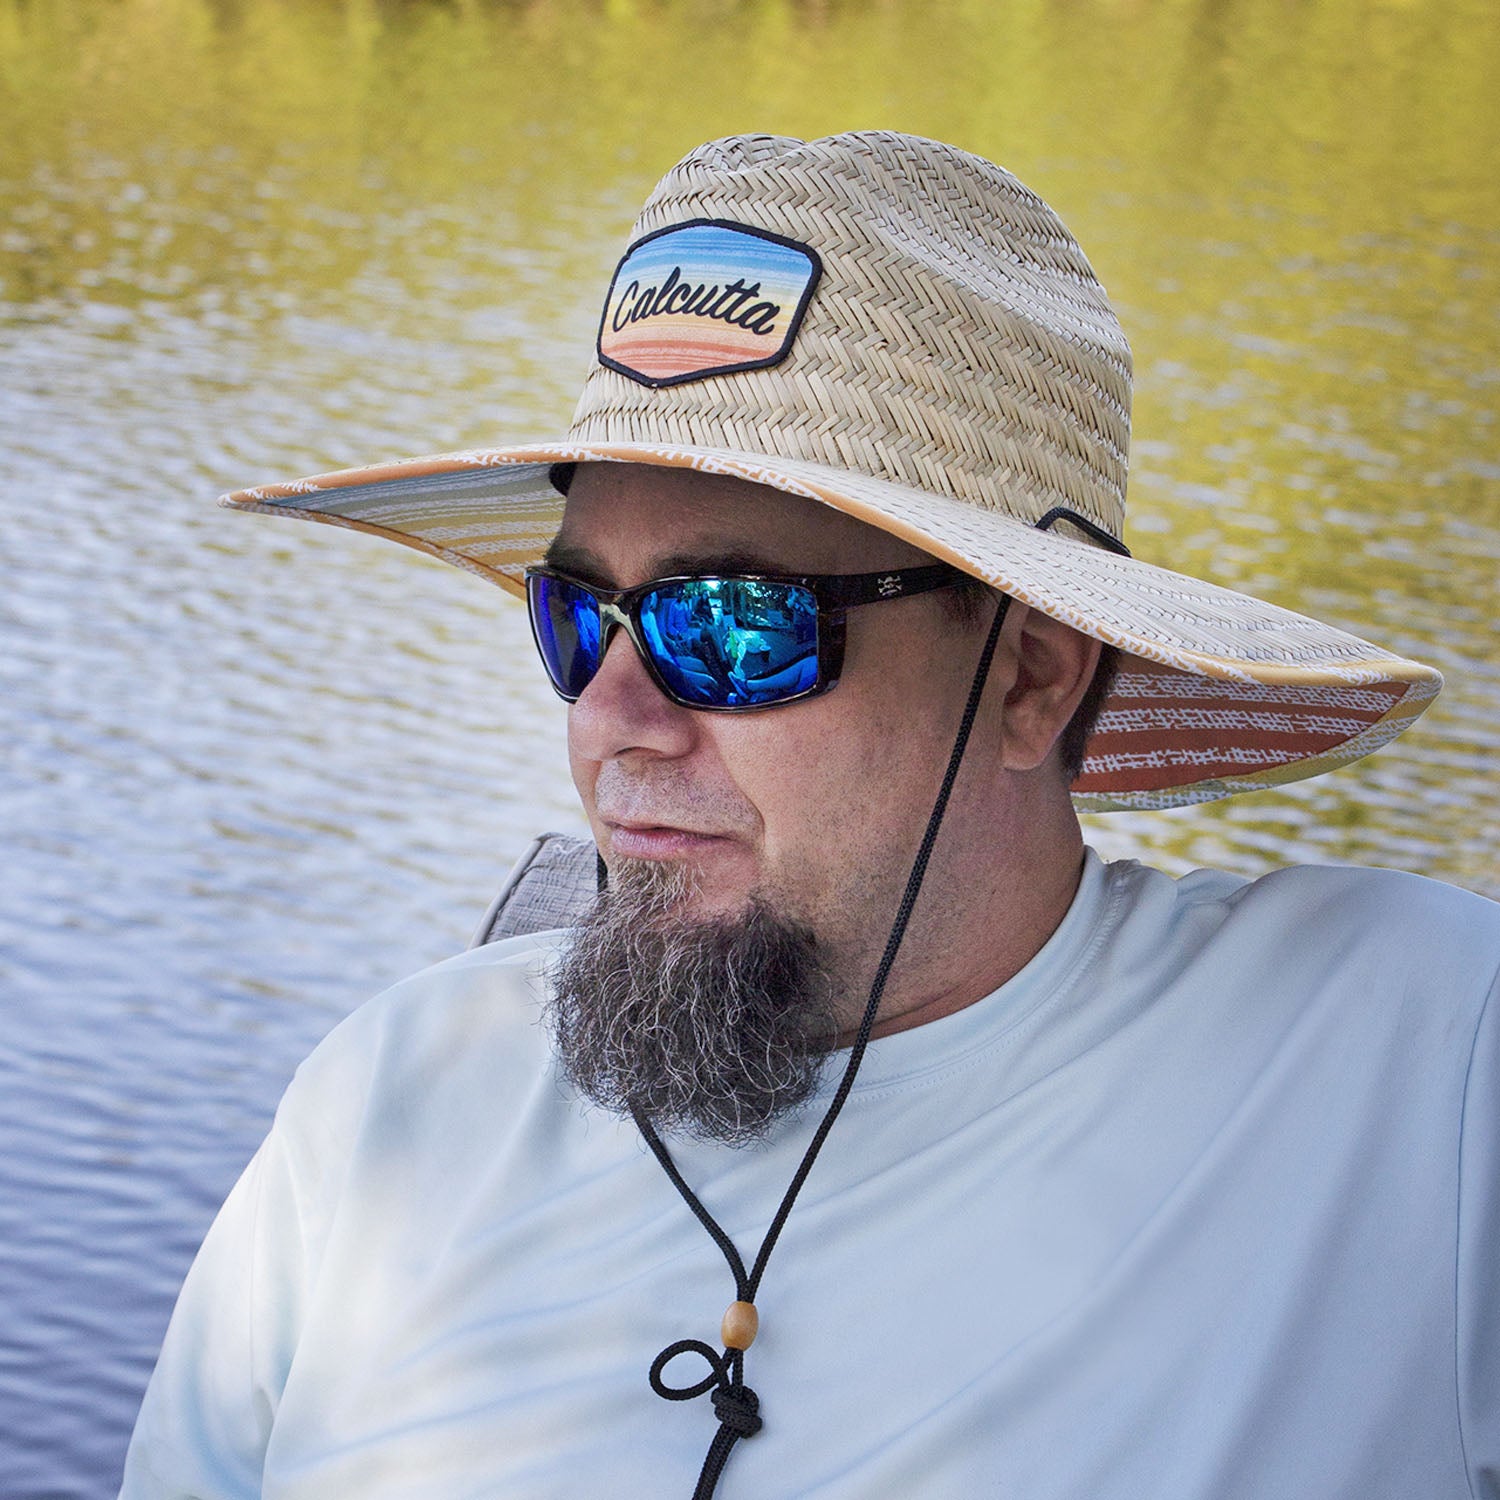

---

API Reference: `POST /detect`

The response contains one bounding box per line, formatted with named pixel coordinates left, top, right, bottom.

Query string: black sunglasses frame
left=525, top=561, right=965, bottom=712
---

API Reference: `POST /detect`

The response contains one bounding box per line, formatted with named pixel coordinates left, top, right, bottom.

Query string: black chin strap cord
left=635, top=593, right=1013, bottom=1500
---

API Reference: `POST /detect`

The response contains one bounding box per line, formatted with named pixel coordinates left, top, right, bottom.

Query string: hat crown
left=568, top=131, right=1133, bottom=538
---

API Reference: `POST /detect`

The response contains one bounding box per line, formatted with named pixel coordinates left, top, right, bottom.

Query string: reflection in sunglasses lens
left=643, top=580, right=820, bottom=707
left=530, top=573, right=824, bottom=709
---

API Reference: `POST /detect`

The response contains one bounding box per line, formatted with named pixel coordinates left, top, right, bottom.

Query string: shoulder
left=1097, top=857, right=1500, bottom=1033
left=273, top=930, right=570, bottom=1157
left=1109, top=857, right=1500, bottom=960
left=1217, top=864, right=1500, bottom=982
left=1227, top=861, right=1498, bottom=928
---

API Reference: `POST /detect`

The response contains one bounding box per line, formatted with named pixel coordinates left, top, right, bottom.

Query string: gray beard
left=546, top=861, right=840, bottom=1145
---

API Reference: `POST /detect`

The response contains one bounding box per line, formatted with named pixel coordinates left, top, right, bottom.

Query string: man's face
left=550, top=463, right=999, bottom=1011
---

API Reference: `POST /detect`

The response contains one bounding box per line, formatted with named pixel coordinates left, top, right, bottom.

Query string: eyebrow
left=542, top=539, right=612, bottom=583
left=542, top=538, right=800, bottom=584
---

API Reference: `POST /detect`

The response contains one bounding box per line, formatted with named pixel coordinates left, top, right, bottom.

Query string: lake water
left=2, top=0, right=1497, bottom=1492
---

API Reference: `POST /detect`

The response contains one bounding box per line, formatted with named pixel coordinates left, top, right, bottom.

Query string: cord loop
left=649, top=1340, right=731, bottom=1402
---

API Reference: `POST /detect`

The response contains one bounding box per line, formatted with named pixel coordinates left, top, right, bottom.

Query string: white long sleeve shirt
left=122, top=853, right=1500, bottom=1499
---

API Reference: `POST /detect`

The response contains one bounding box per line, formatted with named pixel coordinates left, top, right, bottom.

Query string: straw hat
left=223, top=131, right=1440, bottom=811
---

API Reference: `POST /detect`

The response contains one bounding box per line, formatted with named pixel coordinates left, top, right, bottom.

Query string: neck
left=843, top=771, right=1086, bottom=1044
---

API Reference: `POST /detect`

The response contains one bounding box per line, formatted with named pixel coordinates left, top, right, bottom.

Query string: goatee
left=546, top=860, right=839, bottom=1145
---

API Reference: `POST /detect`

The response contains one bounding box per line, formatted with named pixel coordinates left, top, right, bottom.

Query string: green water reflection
left=3, top=0, right=1496, bottom=894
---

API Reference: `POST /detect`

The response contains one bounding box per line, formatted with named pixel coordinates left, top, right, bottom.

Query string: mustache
left=591, top=763, right=760, bottom=841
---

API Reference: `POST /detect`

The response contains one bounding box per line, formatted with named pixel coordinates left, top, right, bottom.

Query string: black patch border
left=596, top=218, right=823, bottom=390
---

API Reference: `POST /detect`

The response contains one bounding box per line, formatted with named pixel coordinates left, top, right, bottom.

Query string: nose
left=567, top=626, right=699, bottom=764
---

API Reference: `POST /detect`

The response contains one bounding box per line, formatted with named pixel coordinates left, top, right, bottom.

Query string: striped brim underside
left=223, top=445, right=1441, bottom=813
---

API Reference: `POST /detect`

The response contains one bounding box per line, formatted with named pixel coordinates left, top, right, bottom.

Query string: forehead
left=550, top=463, right=932, bottom=583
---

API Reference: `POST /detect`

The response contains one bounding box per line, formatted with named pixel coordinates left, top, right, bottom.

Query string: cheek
left=747, top=644, right=982, bottom=871
left=697, top=721, right=795, bottom=840
left=734, top=699, right=939, bottom=861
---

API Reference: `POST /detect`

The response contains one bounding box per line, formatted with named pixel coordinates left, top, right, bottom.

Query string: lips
left=604, top=815, right=727, bottom=840
left=590, top=763, right=759, bottom=863
left=601, top=818, right=734, bottom=862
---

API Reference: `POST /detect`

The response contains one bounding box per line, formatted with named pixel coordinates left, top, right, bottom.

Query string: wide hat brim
left=222, top=441, right=1441, bottom=813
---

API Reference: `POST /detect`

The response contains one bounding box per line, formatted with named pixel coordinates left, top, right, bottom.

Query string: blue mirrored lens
left=531, top=573, right=601, bottom=698
left=639, top=579, right=820, bottom=708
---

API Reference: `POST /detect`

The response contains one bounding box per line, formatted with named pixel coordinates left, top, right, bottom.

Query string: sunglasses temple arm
left=816, top=563, right=967, bottom=609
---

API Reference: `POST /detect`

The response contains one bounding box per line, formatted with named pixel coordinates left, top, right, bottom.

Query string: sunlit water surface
left=2, top=0, right=1497, bottom=1492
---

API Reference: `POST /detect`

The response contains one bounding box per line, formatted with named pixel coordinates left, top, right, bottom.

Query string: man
left=122, top=133, right=1498, bottom=1498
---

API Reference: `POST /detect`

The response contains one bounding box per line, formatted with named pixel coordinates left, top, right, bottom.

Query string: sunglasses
left=525, top=561, right=965, bottom=711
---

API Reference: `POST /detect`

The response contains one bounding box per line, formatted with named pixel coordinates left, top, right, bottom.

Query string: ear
left=998, top=606, right=1103, bottom=773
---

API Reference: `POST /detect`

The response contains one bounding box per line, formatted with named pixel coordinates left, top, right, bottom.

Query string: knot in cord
left=710, top=1383, right=762, bottom=1438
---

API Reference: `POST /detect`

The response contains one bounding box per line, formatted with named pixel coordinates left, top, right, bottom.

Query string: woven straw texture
left=221, top=132, right=1440, bottom=812
left=571, top=134, right=1131, bottom=540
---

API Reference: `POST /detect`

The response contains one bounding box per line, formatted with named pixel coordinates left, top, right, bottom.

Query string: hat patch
left=597, top=220, right=821, bottom=389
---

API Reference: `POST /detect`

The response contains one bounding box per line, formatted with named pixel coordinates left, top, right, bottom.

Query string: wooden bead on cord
left=721, top=1300, right=758, bottom=1350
